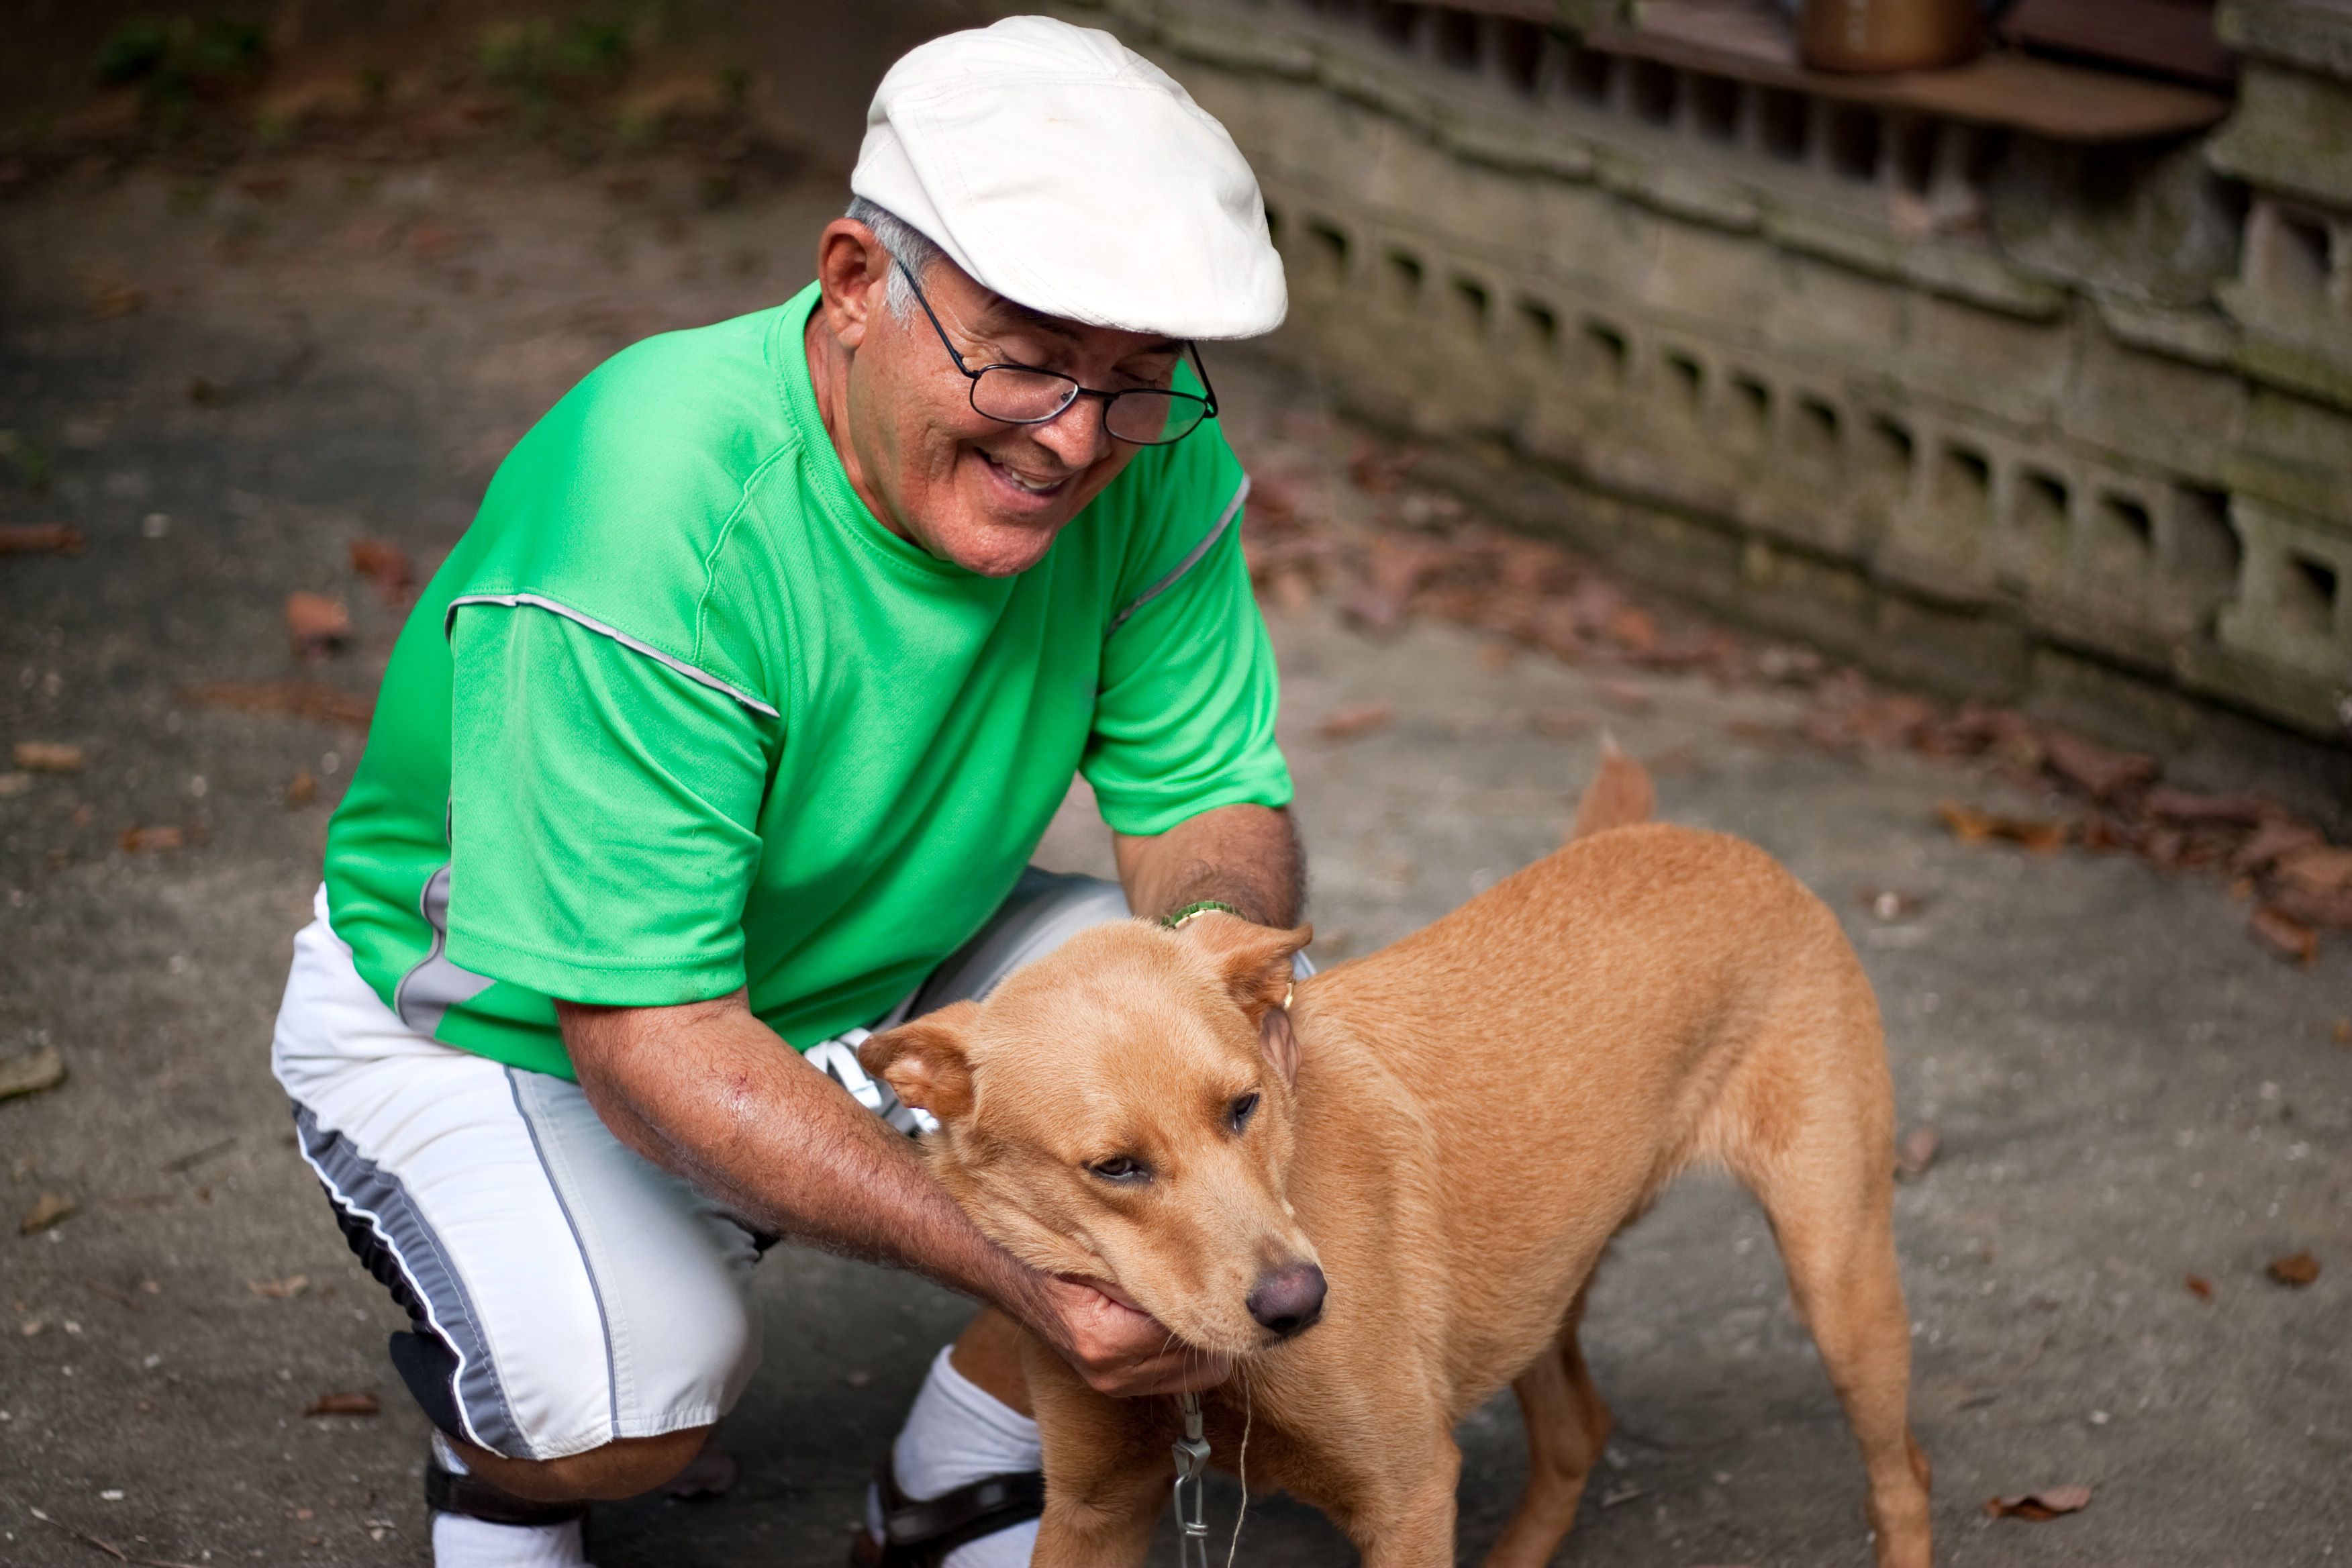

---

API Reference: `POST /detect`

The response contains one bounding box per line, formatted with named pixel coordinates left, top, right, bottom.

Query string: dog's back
left=1287, top=815, right=1888, bottom=1408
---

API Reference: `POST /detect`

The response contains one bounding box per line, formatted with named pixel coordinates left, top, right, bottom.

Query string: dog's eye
left=1228, top=1093, right=1260, bottom=1133
left=1088, top=1156, right=1150, bottom=1183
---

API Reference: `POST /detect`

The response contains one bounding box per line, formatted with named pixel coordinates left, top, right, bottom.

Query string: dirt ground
left=2, top=134, right=2349, bottom=1568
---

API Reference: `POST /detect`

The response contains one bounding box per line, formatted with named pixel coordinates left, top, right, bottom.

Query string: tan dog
left=861, top=749, right=1931, bottom=1567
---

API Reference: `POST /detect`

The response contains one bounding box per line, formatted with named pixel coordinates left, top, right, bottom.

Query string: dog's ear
left=1177, top=916, right=1314, bottom=1020
left=858, top=1001, right=980, bottom=1122
left=1259, top=1003, right=1300, bottom=1089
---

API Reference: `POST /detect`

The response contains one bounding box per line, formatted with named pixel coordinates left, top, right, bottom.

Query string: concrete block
left=2061, top=320, right=2247, bottom=477
left=1863, top=591, right=2035, bottom=700
left=2231, top=386, right=2352, bottom=519
left=1990, top=137, right=2244, bottom=312
left=2094, top=295, right=2239, bottom=369
left=2220, top=0, right=2352, bottom=81
left=2206, top=61, right=2352, bottom=209
left=2216, top=495, right=2352, bottom=680
left=1894, top=291, right=2074, bottom=427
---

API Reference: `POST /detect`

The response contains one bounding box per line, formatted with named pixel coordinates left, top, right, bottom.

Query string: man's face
left=810, top=221, right=1190, bottom=578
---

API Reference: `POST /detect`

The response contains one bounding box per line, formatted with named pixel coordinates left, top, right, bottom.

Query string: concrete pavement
left=2, top=147, right=2346, bottom=1568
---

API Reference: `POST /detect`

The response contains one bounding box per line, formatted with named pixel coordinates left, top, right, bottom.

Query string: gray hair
left=846, top=196, right=945, bottom=320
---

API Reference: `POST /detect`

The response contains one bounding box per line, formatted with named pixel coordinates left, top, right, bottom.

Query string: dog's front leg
left=1336, top=1434, right=1463, bottom=1568
left=1022, top=1338, right=1177, bottom=1568
left=1031, top=1458, right=1169, bottom=1568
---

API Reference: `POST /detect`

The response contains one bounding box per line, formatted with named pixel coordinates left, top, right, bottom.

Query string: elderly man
left=268, top=17, right=1302, bottom=1568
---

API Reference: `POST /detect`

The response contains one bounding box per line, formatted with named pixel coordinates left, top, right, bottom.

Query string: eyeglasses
left=895, top=260, right=1218, bottom=446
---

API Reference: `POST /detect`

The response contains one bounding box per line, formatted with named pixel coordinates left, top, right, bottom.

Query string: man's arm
left=556, top=992, right=1220, bottom=1396
left=1113, top=801, right=1302, bottom=925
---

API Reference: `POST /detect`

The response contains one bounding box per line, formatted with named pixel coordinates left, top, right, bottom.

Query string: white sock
left=431, top=1512, right=589, bottom=1568
left=887, top=1345, right=1042, bottom=1568
left=430, top=1432, right=591, bottom=1568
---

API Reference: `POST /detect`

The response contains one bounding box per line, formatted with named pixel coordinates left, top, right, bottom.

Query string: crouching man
left=269, top=17, right=1303, bottom=1566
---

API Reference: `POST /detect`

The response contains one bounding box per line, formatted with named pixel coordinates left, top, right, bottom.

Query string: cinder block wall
left=1044, top=0, right=2352, bottom=790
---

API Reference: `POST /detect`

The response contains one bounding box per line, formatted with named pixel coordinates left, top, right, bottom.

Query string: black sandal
left=425, top=1453, right=589, bottom=1528
left=850, top=1465, right=1044, bottom=1567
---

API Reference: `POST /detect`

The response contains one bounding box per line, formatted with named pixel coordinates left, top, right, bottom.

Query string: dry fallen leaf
left=84, top=275, right=146, bottom=320
left=20, top=1192, right=77, bottom=1234
left=0, top=1044, right=66, bottom=1101
left=248, top=1275, right=310, bottom=1299
left=13, top=742, right=83, bottom=773
left=348, top=538, right=415, bottom=600
left=1984, top=1485, right=2092, bottom=1521
left=119, top=824, right=187, bottom=854
left=179, top=680, right=373, bottom=728
left=2184, top=1273, right=2213, bottom=1302
left=285, top=769, right=318, bottom=807
left=2232, top=817, right=2322, bottom=877
left=2041, top=730, right=2157, bottom=801
left=1938, top=801, right=2067, bottom=854
left=2267, top=1251, right=2320, bottom=1287
left=2145, top=787, right=2273, bottom=826
left=2249, top=904, right=2318, bottom=966
left=2273, top=844, right=2352, bottom=898
left=303, top=1390, right=381, bottom=1416
left=0, top=524, right=86, bottom=557
left=1894, top=1125, right=1939, bottom=1181
left=285, top=592, right=352, bottom=658
left=2335, top=1017, right=2351, bottom=1048
left=2264, top=884, right=2352, bottom=930
left=1318, top=701, right=1394, bottom=740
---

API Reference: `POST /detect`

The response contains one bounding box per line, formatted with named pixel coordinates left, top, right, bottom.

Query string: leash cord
left=1224, top=1375, right=1253, bottom=1568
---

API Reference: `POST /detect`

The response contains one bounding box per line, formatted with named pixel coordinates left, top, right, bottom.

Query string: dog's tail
left=1566, top=732, right=1655, bottom=842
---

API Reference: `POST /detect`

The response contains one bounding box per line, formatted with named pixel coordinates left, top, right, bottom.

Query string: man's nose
left=1246, top=1261, right=1328, bottom=1338
left=1028, top=392, right=1114, bottom=469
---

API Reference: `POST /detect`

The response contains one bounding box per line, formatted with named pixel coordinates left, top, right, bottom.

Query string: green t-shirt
left=323, top=283, right=1290, bottom=1081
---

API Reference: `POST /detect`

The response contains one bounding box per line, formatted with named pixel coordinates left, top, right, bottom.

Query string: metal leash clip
left=1173, top=1390, right=1212, bottom=1568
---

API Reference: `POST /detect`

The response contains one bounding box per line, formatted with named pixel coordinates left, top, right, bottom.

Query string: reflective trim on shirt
left=1106, top=475, right=1249, bottom=637
left=446, top=592, right=782, bottom=719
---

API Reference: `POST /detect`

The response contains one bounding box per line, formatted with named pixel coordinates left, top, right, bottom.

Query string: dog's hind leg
left=1722, top=1020, right=1932, bottom=1568
left=1479, top=1289, right=1613, bottom=1568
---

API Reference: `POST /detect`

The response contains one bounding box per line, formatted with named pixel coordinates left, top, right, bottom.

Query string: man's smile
left=972, top=445, right=1077, bottom=507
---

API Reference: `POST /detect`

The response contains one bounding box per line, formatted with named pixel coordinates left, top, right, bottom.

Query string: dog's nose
left=1246, top=1262, right=1328, bottom=1338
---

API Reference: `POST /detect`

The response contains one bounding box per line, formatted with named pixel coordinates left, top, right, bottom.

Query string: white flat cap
left=850, top=15, right=1287, bottom=341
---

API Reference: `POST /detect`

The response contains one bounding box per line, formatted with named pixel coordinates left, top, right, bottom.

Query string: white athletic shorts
left=271, top=869, right=1144, bottom=1462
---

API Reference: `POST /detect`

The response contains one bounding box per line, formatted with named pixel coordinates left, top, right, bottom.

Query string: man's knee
left=454, top=1424, right=711, bottom=1504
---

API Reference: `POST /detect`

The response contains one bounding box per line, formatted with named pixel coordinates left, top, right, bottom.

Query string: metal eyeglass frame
left=893, top=259, right=1218, bottom=446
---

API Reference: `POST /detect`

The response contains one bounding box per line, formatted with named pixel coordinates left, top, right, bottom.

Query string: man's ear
left=1175, top=916, right=1314, bottom=1020
left=858, top=1001, right=980, bottom=1122
left=814, top=217, right=890, bottom=351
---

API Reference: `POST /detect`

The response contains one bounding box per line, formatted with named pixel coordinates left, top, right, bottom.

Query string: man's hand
left=560, top=993, right=1229, bottom=1399
left=1032, top=1275, right=1233, bottom=1397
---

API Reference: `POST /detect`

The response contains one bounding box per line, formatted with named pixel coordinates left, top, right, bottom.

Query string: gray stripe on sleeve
left=1106, top=475, right=1250, bottom=636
